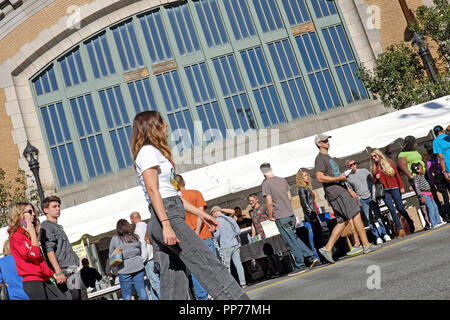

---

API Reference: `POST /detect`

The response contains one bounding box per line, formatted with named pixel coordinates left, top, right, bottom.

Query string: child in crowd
left=411, top=163, right=447, bottom=229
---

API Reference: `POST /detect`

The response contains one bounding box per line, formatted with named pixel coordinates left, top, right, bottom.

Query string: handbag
left=374, top=183, right=385, bottom=200
left=0, top=280, right=9, bottom=300
left=109, top=237, right=123, bottom=267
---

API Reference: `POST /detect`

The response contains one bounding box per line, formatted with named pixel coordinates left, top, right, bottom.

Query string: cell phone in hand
left=344, top=169, right=352, bottom=176
left=21, top=219, right=27, bottom=228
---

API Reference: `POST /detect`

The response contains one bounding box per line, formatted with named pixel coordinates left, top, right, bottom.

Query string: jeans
left=424, top=195, right=441, bottom=227
left=118, top=269, right=148, bottom=300
left=303, top=222, right=319, bottom=259
left=360, top=197, right=387, bottom=238
left=383, top=188, right=413, bottom=230
left=149, top=196, right=248, bottom=300
left=221, top=245, right=246, bottom=286
left=191, top=237, right=217, bottom=300
left=275, top=215, right=315, bottom=270
left=144, top=259, right=160, bottom=300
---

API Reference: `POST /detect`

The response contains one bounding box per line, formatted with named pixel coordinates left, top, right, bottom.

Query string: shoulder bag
left=0, top=279, right=9, bottom=300
left=109, top=237, right=123, bottom=267
left=374, top=183, right=385, bottom=200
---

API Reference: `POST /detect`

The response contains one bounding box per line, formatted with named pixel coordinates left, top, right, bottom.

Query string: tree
left=357, top=44, right=450, bottom=110
left=357, top=0, right=450, bottom=110
left=0, top=168, right=40, bottom=227
left=409, top=0, right=450, bottom=67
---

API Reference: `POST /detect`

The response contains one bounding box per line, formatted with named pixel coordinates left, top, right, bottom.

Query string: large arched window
left=31, top=0, right=369, bottom=190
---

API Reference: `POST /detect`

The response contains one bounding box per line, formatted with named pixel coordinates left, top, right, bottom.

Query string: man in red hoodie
left=9, top=202, right=66, bottom=300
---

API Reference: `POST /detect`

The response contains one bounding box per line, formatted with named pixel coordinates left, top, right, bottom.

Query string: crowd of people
left=1, top=109, right=449, bottom=300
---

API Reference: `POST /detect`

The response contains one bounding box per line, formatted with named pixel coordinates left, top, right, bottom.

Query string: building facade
left=0, top=0, right=430, bottom=211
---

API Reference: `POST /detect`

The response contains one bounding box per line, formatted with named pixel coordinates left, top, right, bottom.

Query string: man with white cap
left=314, top=133, right=380, bottom=264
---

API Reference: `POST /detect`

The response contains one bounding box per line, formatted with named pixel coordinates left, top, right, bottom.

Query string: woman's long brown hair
left=131, top=110, right=173, bottom=165
left=8, top=202, right=40, bottom=239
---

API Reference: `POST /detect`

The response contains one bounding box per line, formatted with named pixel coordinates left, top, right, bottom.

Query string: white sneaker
left=383, top=235, right=391, bottom=242
left=376, top=238, right=383, bottom=245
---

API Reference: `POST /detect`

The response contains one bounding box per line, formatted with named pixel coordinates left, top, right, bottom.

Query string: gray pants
left=149, top=196, right=248, bottom=300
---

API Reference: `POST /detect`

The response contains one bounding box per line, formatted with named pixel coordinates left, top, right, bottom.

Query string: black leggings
left=22, top=280, right=66, bottom=300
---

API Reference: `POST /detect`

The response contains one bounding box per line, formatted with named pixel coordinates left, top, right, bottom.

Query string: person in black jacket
left=296, top=169, right=323, bottom=260
left=80, top=258, right=102, bottom=290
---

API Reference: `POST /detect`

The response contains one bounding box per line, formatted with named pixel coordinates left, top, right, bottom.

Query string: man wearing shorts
left=314, top=133, right=381, bottom=264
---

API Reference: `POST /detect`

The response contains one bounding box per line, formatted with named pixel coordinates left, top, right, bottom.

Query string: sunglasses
left=347, top=162, right=356, bottom=167
left=23, top=209, right=34, bottom=215
left=370, top=155, right=378, bottom=159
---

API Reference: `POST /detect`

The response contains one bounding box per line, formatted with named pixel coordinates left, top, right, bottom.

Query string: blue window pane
left=33, top=79, right=43, bottom=96
left=78, top=96, right=92, bottom=135
left=343, top=64, right=360, bottom=102
left=41, top=107, right=55, bottom=145
left=296, top=36, right=312, bottom=73
left=110, top=131, right=126, bottom=169
left=157, top=75, right=172, bottom=112
left=247, top=50, right=264, bottom=86
left=59, top=145, right=74, bottom=185
left=259, top=87, right=277, bottom=125
left=96, top=135, right=112, bottom=173
left=156, top=12, right=172, bottom=60
left=288, top=80, right=306, bottom=117
left=51, top=148, right=66, bottom=187
left=67, top=54, right=79, bottom=85
left=119, top=25, right=136, bottom=70
left=282, top=0, right=296, bottom=25
left=128, top=82, right=141, bottom=113
left=67, top=143, right=82, bottom=182
left=70, top=99, right=85, bottom=137
left=183, top=4, right=200, bottom=52
left=232, top=95, right=248, bottom=131
left=211, top=0, right=228, bottom=44
left=81, top=139, right=96, bottom=178
left=322, top=29, right=339, bottom=64
left=93, top=37, right=108, bottom=77
left=311, top=0, right=322, bottom=18
left=225, top=98, right=240, bottom=129
left=296, top=78, right=314, bottom=114
left=113, top=28, right=129, bottom=71
left=253, top=90, right=269, bottom=127
left=329, top=27, right=346, bottom=63
left=183, top=110, right=198, bottom=147
left=268, top=44, right=281, bottom=79
left=227, top=56, right=243, bottom=92
left=196, top=106, right=209, bottom=136
left=193, top=65, right=208, bottom=102
left=101, top=35, right=115, bottom=74
left=48, top=105, right=63, bottom=144
left=268, top=85, right=285, bottom=123
left=303, top=35, right=320, bottom=71
left=195, top=2, right=213, bottom=48
left=328, top=1, right=337, bottom=15
left=309, top=74, right=326, bottom=111
left=86, top=42, right=100, bottom=79
left=41, top=71, right=51, bottom=94
left=167, top=8, right=185, bottom=56
left=224, top=0, right=241, bottom=40
left=74, top=50, right=86, bottom=83
left=185, top=67, right=200, bottom=103
left=212, top=101, right=226, bottom=137
left=256, top=47, right=272, bottom=84
left=350, top=62, right=367, bottom=99
left=337, top=25, right=354, bottom=62
left=223, top=58, right=238, bottom=94
left=275, top=41, right=291, bottom=79
left=48, top=67, right=58, bottom=91
left=240, top=94, right=256, bottom=129
left=282, top=82, right=297, bottom=118
left=88, top=136, right=104, bottom=175
left=127, top=23, right=144, bottom=66
left=114, top=86, right=129, bottom=124
left=86, top=94, right=100, bottom=132
left=117, top=127, right=132, bottom=166
left=57, top=103, right=71, bottom=141
left=335, top=66, right=352, bottom=104
left=323, top=70, right=341, bottom=107
left=99, top=90, right=114, bottom=128
left=201, top=63, right=215, bottom=99
left=141, top=15, right=159, bottom=63
left=60, top=59, right=71, bottom=87
left=213, top=59, right=229, bottom=96
left=310, top=33, right=327, bottom=69
left=318, top=0, right=330, bottom=16
left=268, top=0, right=283, bottom=29
left=135, top=80, right=148, bottom=111
left=106, top=88, right=122, bottom=127
left=316, top=72, right=333, bottom=109
left=253, top=0, right=268, bottom=33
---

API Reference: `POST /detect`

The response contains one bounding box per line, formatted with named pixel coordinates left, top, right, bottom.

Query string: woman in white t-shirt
left=131, top=110, right=248, bottom=300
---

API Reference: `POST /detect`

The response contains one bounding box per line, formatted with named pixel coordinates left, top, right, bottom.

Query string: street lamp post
left=23, top=140, right=45, bottom=202
left=412, top=32, right=438, bottom=83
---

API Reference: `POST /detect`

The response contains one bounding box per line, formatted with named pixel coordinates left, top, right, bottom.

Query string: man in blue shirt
left=210, top=206, right=247, bottom=288
left=433, top=125, right=450, bottom=181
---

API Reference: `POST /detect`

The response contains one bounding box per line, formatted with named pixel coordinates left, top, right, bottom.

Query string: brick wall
left=0, top=88, right=20, bottom=178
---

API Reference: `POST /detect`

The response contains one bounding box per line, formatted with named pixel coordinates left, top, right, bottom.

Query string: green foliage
left=409, top=0, right=450, bottom=66
left=357, top=0, right=450, bottom=111
left=357, top=43, right=450, bottom=110
left=0, top=168, right=40, bottom=228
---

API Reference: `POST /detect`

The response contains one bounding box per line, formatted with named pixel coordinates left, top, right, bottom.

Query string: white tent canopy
left=1, top=95, right=449, bottom=251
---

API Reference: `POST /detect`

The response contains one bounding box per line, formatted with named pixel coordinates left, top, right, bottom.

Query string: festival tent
left=1, top=95, right=449, bottom=253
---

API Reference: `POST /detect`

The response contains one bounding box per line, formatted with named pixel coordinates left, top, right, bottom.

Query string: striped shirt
left=413, top=175, right=431, bottom=196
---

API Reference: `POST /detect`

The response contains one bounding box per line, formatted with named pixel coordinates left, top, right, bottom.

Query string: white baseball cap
left=314, top=133, right=332, bottom=144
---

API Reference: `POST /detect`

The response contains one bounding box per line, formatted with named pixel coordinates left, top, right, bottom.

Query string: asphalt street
left=246, top=224, right=450, bottom=300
